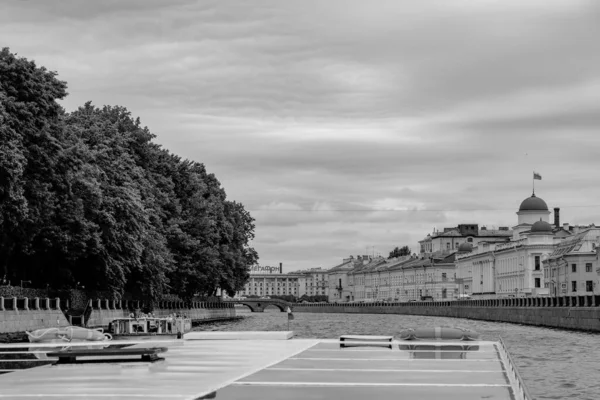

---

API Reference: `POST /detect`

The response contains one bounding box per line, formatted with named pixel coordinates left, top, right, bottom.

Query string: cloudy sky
left=3, top=0, right=600, bottom=272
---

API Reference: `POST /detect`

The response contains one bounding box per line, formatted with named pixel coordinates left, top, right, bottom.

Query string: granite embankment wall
left=0, top=297, right=70, bottom=335
left=293, top=295, right=600, bottom=332
left=1, top=297, right=235, bottom=336
left=86, top=299, right=235, bottom=327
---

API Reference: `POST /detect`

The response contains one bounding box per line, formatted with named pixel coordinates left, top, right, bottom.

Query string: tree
left=0, top=47, right=68, bottom=283
left=388, top=245, right=411, bottom=259
left=0, top=48, right=258, bottom=301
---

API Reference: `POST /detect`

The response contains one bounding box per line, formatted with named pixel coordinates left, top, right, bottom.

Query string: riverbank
left=0, top=296, right=238, bottom=340
left=292, top=303, right=600, bottom=332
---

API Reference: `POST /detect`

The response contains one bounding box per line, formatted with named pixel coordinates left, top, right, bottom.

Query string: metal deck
left=0, top=332, right=530, bottom=400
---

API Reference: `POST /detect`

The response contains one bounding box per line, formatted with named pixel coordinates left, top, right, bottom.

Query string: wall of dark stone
left=292, top=301, right=600, bottom=332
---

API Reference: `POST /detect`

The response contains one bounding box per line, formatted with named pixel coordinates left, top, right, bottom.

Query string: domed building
left=517, top=193, right=550, bottom=225
left=529, top=220, right=553, bottom=234
left=457, top=242, right=473, bottom=254
left=455, top=192, right=561, bottom=300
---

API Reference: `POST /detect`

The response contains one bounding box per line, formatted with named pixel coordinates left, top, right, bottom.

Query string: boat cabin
left=110, top=317, right=191, bottom=336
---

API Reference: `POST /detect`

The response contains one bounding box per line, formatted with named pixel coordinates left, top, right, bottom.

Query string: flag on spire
left=533, top=172, right=542, bottom=180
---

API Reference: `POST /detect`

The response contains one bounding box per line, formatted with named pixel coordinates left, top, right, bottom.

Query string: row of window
left=571, top=280, right=594, bottom=292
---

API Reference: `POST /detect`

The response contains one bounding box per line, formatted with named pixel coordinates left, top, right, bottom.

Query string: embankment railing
left=293, top=294, right=600, bottom=308
left=0, top=297, right=235, bottom=312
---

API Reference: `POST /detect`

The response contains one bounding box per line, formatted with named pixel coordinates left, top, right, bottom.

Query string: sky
left=3, top=0, right=600, bottom=272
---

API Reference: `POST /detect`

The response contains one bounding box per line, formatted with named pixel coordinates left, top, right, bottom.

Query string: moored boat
left=108, top=316, right=191, bottom=340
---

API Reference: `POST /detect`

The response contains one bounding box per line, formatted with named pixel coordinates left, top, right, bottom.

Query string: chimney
left=554, top=207, right=560, bottom=228
left=279, top=263, right=282, bottom=274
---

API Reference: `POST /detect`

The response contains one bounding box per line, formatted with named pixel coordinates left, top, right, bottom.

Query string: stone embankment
left=85, top=299, right=235, bottom=327
left=293, top=295, right=600, bottom=332
left=0, top=296, right=236, bottom=341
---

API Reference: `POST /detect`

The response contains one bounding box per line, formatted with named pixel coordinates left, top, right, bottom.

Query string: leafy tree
left=0, top=48, right=257, bottom=301
left=388, top=245, right=411, bottom=259
left=0, top=47, right=68, bottom=284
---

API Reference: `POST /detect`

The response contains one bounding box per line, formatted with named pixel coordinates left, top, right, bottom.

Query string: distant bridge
left=223, top=298, right=291, bottom=312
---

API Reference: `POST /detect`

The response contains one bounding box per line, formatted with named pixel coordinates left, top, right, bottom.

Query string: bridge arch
left=225, top=299, right=291, bottom=313
left=262, top=303, right=286, bottom=312
left=236, top=302, right=259, bottom=312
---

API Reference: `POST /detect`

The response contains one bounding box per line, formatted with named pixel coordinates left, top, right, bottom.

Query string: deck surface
left=0, top=334, right=520, bottom=400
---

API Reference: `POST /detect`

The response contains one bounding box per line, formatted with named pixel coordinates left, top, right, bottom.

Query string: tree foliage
left=0, top=48, right=257, bottom=300
left=388, top=245, right=411, bottom=259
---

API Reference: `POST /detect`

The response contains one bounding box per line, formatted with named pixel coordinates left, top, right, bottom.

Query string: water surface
left=193, top=308, right=600, bottom=400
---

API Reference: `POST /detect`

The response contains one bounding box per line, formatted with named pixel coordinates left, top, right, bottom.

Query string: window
left=572, top=281, right=577, bottom=292
left=571, top=264, right=577, bottom=273
left=442, top=288, right=447, bottom=299
left=586, top=281, right=593, bottom=292
left=442, top=273, right=447, bottom=281
left=467, top=238, right=473, bottom=243
left=535, top=278, right=540, bottom=288
left=586, top=263, right=592, bottom=273
left=534, top=256, right=540, bottom=271
left=446, top=243, right=450, bottom=250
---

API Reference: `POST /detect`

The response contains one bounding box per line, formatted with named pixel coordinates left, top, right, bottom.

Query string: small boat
left=108, top=316, right=192, bottom=340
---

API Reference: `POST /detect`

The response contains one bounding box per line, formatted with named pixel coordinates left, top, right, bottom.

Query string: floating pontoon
left=0, top=330, right=531, bottom=399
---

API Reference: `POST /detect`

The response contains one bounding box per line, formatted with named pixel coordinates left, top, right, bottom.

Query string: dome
left=531, top=220, right=553, bottom=233
left=457, top=242, right=473, bottom=253
left=519, top=194, right=548, bottom=211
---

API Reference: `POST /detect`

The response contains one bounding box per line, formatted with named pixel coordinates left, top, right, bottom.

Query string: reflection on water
left=398, top=344, right=480, bottom=359
left=194, top=308, right=600, bottom=400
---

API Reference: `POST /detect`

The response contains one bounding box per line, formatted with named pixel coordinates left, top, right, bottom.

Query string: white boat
left=108, top=316, right=192, bottom=340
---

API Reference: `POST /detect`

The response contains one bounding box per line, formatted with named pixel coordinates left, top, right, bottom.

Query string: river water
left=193, top=308, right=600, bottom=400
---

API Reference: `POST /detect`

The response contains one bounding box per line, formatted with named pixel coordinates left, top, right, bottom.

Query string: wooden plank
left=47, top=347, right=168, bottom=363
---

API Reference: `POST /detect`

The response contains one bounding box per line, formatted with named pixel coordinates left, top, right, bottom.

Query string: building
left=347, top=256, right=388, bottom=302
left=327, top=257, right=361, bottom=303
left=456, top=193, right=565, bottom=298
left=294, top=268, right=329, bottom=298
left=543, top=227, right=600, bottom=297
left=236, top=273, right=301, bottom=298
left=328, top=253, right=458, bottom=303
left=419, top=224, right=513, bottom=256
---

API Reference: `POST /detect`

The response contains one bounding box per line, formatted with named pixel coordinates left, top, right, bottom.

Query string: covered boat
left=108, top=316, right=191, bottom=339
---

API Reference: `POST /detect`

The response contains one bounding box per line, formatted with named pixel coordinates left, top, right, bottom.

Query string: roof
left=458, top=242, right=473, bottom=253
left=433, top=229, right=512, bottom=238
left=530, top=220, right=553, bottom=234
left=546, top=227, right=600, bottom=259
left=519, top=194, right=548, bottom=211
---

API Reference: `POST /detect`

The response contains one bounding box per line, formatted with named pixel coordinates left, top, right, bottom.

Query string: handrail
left=497, top=337, right=533, bottom=400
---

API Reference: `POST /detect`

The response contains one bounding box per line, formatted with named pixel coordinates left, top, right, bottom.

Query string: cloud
left=3, top=0, right=600, bottom=271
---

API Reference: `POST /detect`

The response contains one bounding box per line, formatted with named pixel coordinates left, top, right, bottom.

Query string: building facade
left=543, top=227, right=600, bottom=297
left=456, top=194, right=563, bottom=298
left=236, top=273, right=301, bottom=298
left=295, top=268, right=329, bottom=298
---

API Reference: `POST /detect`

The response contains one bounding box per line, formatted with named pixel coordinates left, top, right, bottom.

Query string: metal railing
left=497, top=337, right=533, bottom=400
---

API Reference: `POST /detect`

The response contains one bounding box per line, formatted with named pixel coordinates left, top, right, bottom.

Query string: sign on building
left=250, top=265, right=281, bottom=274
